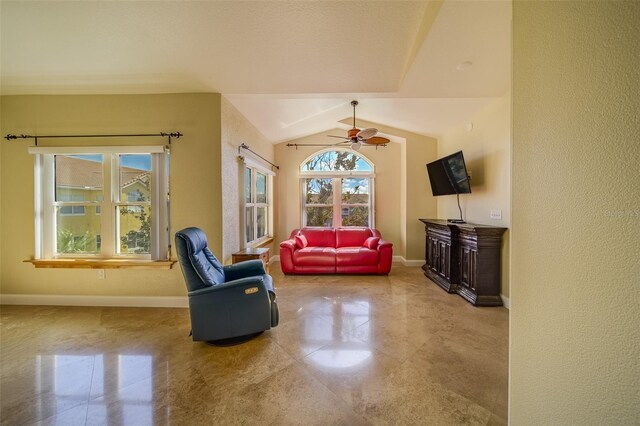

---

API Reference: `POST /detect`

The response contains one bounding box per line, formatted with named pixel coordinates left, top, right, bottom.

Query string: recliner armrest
left=222, top=259, right=266, bottom=281
left=188, top=276, right=268, bottom=297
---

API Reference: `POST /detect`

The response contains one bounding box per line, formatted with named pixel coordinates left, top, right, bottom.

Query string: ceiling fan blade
left=357, top=128, right=378, bottom=140
left=364, top=136, right=389, bottom=145
left=327, top=135, right=349, bottom=140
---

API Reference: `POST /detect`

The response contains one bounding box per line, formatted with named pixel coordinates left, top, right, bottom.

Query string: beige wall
left=220, top=96, right=275, bottom=264
left=274, top=125, right=437, bottom=261
left=511, top=2, right=639, bottom=424
left=0, top=93, right=222, bottom=297
left=438, top=93, right=511, bottom=299
left=404, top=131, right=438, bottom=261
left=0, top=99, right=3, bottom=285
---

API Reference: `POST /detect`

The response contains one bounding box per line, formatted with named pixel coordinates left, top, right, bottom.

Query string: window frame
left=242, top=157, right=274, bottom=247
left=30, top=146, right=169, bottom=261
left=299, top=148, right=375, bottom=228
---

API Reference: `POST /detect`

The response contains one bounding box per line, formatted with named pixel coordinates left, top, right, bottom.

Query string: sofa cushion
left=293, top=247, right=336, bottom=266
left=336, top=227, right=373, bottom=248
left=336, top=247, right=379, bottom=266
left=295, top=234, right=308, bottom=249
left=363, top=236, right=380, bottom=249
left=299, top=228, right=336, bottom=247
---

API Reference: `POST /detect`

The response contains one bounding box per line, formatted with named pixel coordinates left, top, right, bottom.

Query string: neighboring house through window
left=300, top=149, right=375, bottom=227
left=58, top=193, right=86, bottom=216
left=30, top=146, right=169, bottom=259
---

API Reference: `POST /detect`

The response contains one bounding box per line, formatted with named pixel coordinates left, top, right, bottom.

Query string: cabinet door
left=459, top=246, right=477, bottom=290
left=438, top=241, right=450, bottom=279
left=427, top=236, right=438, bottom=272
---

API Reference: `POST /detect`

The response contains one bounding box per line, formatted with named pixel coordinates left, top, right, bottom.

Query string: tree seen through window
left=301, top=150, right=374, bottom=228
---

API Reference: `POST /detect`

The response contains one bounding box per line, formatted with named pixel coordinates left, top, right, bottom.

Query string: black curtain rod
left=4, top=132, right=183, bottom=146
left=239, top=143, right=279, bottom=170
left=285, top=143, right=387, bottom=148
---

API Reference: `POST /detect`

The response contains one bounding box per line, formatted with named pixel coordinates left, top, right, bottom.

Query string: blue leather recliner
left=175, top=227, right=279, bottom=343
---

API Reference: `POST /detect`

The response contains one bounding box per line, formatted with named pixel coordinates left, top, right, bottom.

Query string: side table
left=231, top=247, right=270, bottom=273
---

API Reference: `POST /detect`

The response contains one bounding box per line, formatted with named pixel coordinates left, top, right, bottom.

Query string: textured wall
left=220, top=97, right=275, bottom=264
left=438, top=93, right=511, bottom=299
left=403, top=131, right=438, bottom=261
left=0, top=93, right=222, bottom=297
left=511, top=2, right=640, bottom=424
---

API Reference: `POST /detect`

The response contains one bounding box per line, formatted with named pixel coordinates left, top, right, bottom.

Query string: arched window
left=300, top=149, right=375, bottom=228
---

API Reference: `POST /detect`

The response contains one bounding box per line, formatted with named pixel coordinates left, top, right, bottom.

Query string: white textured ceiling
left=0, top=0, right=512, bottom=141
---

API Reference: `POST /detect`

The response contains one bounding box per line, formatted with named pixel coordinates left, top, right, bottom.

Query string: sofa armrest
left=223, top=259, right=265, bottom=281
left=377, top=239, right=393, bottom=250
left=188, top=276, right=268, bottom=297
left=280, top=239, right=296, bottom=250
left=377, top=239, right=393, bottom=274
left=279, top=239, right=297, bottom=274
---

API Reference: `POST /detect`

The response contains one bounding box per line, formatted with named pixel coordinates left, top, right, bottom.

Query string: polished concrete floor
left=0, top=264, right=509, bottom=425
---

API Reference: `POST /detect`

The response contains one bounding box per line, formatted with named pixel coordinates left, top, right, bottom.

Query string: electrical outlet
left=490, top=209, right=502, bottom=220
left=98, top=269, right=105, bottom=279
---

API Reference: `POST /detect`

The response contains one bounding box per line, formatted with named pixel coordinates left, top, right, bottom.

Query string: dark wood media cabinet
left=419, top=219, right=506, bottom=307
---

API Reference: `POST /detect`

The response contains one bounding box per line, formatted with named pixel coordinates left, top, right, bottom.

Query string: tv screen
left=426, top=151, right=471, bottom=196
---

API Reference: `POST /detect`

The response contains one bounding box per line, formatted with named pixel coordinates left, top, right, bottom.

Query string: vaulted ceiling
left=1, top=1, right=511, bottom=142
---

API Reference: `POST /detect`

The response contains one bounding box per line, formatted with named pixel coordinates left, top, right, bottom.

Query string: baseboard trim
left=402, top=259, right=425, bottom=267
left=392, top=256, right=423, bottom=267
left=0, top=294, right=188, bottom=308
left=271, top=254, right=420, bottom=267
left=501, top=295, right=510, bottom=309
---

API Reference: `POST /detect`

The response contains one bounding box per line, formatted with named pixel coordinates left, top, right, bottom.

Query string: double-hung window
left=300, top=149, right=375, bottom=227
left=243, top=160, right=273, bottom=245
left=30, top=146, right=169, bottom=260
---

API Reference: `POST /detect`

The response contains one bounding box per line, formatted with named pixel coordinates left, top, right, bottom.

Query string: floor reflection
left=36, top=353, right=157, bottom=425
left=309, top=347, right=372, bottom=370
left=303, top=299, right=373, bottom=370
left=118, top=355, right=153, bottom=425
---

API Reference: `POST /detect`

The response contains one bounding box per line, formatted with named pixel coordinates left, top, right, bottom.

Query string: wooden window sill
left=251, top=237, right=274, bottom=248
left=25, top=259, right=176, bottom=270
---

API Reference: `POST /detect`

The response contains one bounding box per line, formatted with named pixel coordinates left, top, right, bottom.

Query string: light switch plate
left=98, top=269, right=105, bottom=279
left=490, top=209, right=502, bottom=220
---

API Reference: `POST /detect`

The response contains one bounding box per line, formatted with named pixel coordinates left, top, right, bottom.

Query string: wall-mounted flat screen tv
left=426, top=151, right=472, bottom=196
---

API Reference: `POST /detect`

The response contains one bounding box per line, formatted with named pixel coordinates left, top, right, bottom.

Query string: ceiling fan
left=327, top=100, right=390, bottom=150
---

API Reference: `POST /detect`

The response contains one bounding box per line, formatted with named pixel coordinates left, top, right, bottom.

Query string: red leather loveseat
left=279, top=227, right=393, bottom=275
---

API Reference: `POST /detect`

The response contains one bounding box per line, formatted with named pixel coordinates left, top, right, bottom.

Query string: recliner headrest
left=175, top=227, right=208, bottom=255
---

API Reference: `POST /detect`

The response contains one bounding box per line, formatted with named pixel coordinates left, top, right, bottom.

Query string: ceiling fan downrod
left=351, top=100, right=358, bottom=129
